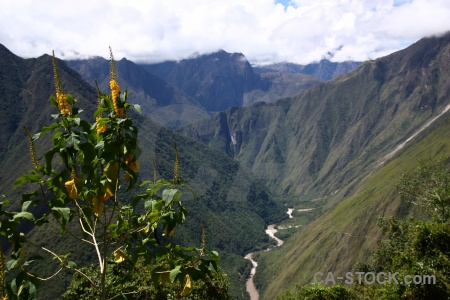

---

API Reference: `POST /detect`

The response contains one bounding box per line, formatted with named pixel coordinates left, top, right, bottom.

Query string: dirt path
left=380, top=104, right=450, bottom=165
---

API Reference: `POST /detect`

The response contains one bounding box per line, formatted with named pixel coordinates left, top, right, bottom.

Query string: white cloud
left=0, top=0, right=449, bottom=64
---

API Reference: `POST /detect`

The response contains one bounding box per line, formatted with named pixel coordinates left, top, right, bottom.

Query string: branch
left=73, top=268, right=99, bottom=290
left=109, top=288, right=142, bottom=300
left=20, top=266, right=63, bottom=281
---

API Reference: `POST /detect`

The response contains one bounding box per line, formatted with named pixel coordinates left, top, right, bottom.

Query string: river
left=244, top=208, right=293, bottom=300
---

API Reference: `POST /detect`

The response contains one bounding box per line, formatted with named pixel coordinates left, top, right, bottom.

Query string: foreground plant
left=0, top=49, right=222, bottom=299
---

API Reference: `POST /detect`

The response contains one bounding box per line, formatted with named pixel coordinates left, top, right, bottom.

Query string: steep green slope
left=257, top=114, right=450, bottom=299
left=179, top=33, right=450, bottom=201
left=0, top=45, right=286, bottom=298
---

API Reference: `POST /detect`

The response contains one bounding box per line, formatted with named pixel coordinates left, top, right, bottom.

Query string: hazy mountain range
left=68, top=50, right=357, bottom=129
left=2, top=31, right=450, bottom=299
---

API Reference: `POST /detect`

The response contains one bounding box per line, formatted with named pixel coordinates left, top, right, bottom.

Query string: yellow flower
left=56, top=92, right=71, bottom=116
left=92, top=196, right=105, bottom=217
left=109, top=48, right=124, bottom=118
left=181, top=274, right=192, bottom=296
left=124, top=154, right=140, bottom=182
left=98, top=186, right=114, bottom=202
left=163, top=228, right=175, bottom=237
left=52, top=52, right=71, bottom=116
left=96, top=115, right=106, bottom=134
left=110, top=80, right=124, bottom=118
left=114, top=249, right=126, bottom=263
left=65, top=177, right=82, bottom=199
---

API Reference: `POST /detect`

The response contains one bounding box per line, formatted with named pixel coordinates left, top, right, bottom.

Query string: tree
left=355, top=157, right=450, bottom=299
left=0, top=48, right=225, bottom=299
left=397, top=156, right=450, bottom=223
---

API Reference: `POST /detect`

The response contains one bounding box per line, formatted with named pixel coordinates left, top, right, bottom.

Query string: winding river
left=244, top=208, right=292, bottom=300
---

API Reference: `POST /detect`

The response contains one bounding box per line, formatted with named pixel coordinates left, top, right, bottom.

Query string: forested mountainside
left=179, top=33, right=450, bottom=202
left=174, top=33, right=450, bottom=299
left=259, top=99, right=450, bottom=299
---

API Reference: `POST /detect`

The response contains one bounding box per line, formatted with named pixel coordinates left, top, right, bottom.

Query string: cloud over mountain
left=1, top=0, right=450, bottom=64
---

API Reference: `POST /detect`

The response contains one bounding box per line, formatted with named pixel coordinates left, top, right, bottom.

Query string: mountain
left=253, top=59, right=362, bottom=81
left=257, top=103, right=450, bottom=299
left=141, top=50, right=321, bottom=111
left=66, top=57, right=211, bottom=128
left=176, top=33, right=450, bottom=298
left=0, top=44, right=287, bottom=298
left=179, top=33, right=450, bottom=201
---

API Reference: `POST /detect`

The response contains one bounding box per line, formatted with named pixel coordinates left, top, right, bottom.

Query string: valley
left=1, top=31, right=450, bottom=299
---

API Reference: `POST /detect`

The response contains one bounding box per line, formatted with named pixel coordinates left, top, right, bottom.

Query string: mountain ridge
left=253, top=59, right=362, bottom=81
left=66, top=57, right=211, bottom=128
left=141, top=50, right=323, bottom=111
left=178, top=33, right=450, bottom=201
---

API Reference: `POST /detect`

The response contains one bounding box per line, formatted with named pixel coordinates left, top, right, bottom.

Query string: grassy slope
left=256, top=115, right=450, bottom=299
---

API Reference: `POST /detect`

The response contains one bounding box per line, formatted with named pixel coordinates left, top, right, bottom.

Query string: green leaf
left=162, top=189, right=181, bottom=206
left=39, top=122, right=61, bottom=136
left=95, top=141, right=105, bottom=151
left=72, top=117, right=81, bottom=126
left=79, top=143, right=96, bottom=165
left=94, top=107, right=109, bottom=118
left=170, top=265, right=182, bottom=282
left=66, top=132, right=81, bottom=150
left=52, top=207, right=72, bottom=226
left=133, top=104, right=142, bottom=114
left=66, top=94, right=75, bottom=105
left=44, top=147, right=59, bottom=174
left=35, top=214, right=49, bottom=226
left=6, top=259, right=18, bottom=270
left=14, top=173, right=41, bottom=188
left=49, top=95, right=58, bottom=107
left=23, top=255, right=44, bottom=267
left=66, top=261, right=77, bottom=270
left=145, top=200, right=163, bottom=213
left=22, top=200, right=32, bottom=212
left=13, top=212, right=35, bottom=221
left=21, top=192, right=38, bottom=206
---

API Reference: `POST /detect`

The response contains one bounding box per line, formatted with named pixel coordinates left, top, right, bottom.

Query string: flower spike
left=23, top=126, right=40, bottom=170
left=95, top=80, right=106, bottom=134
left=52, top=51, right=71, bottom=116
left=109, top=47, right=124, bottom=118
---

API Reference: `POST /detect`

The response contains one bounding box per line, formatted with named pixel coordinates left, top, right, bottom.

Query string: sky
left=1, top=0, right=450, bottom=65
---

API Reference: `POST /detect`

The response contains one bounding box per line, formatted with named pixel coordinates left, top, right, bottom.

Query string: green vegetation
left=277, top=157, right=450, bottom=299
left=0, top=43, right=288, bottom=299
left=257, top=115, right=450, bottom=299
left=0, top=50, right=229, bottom=299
